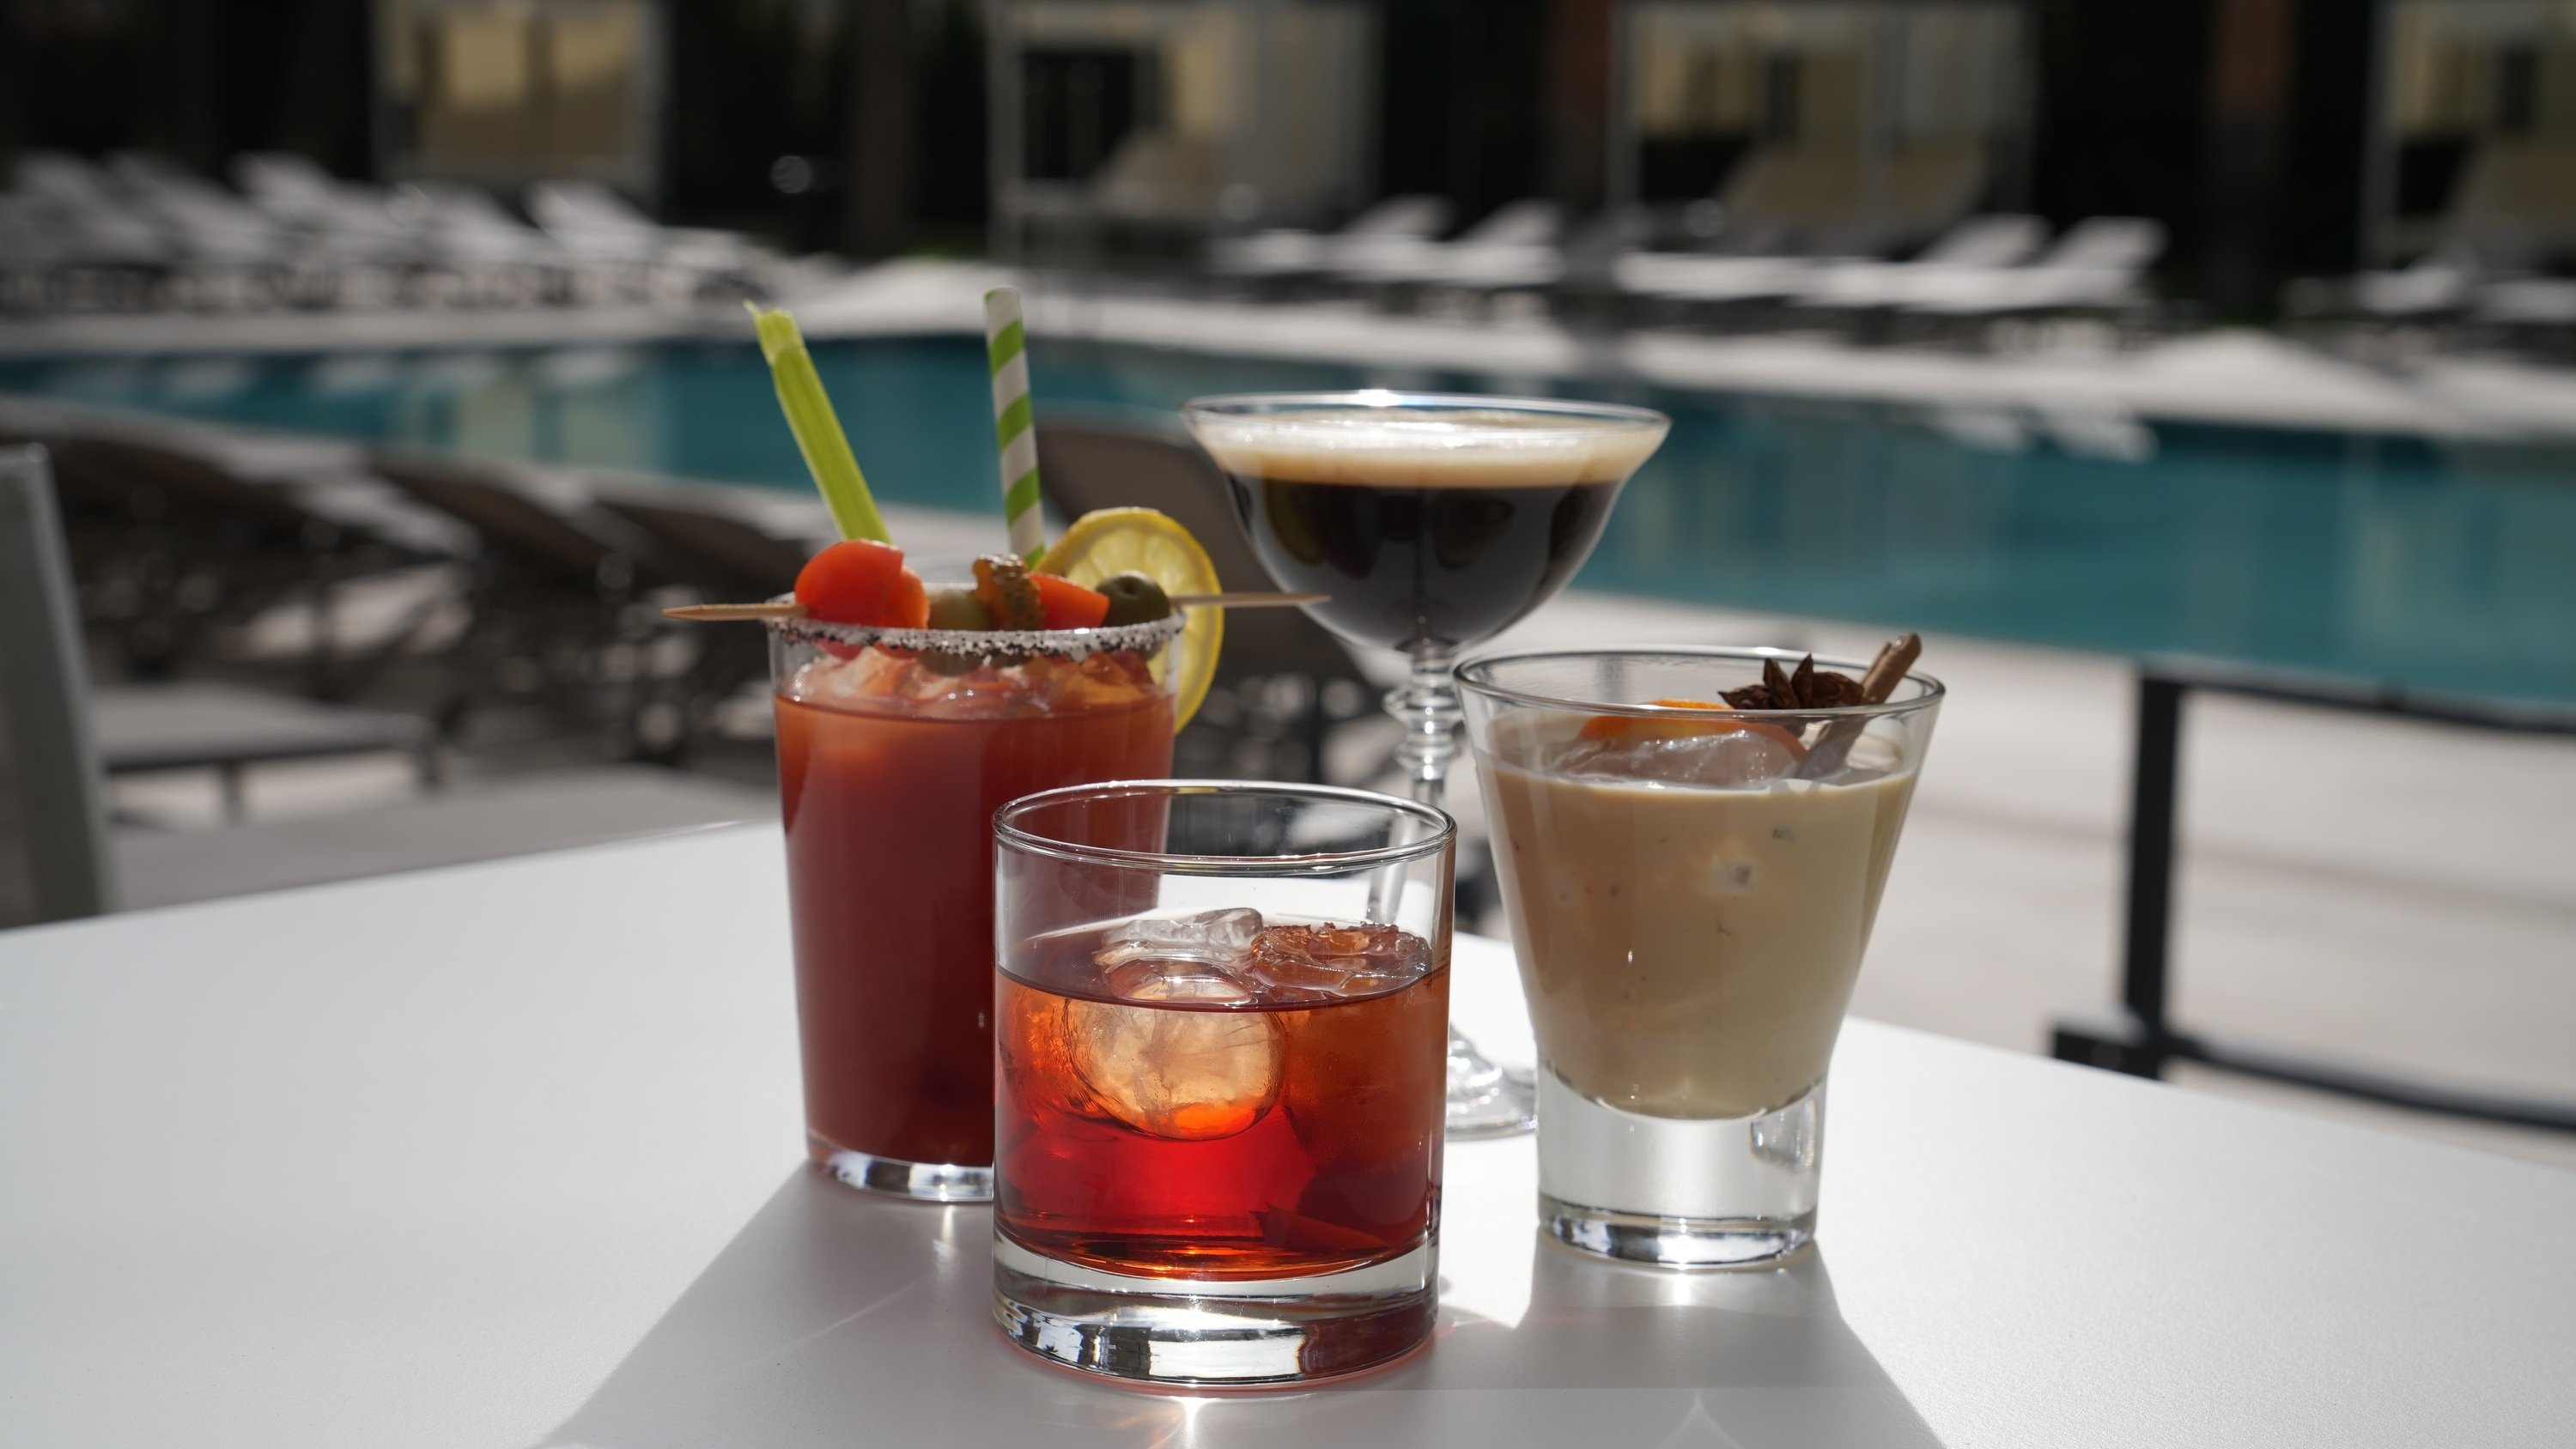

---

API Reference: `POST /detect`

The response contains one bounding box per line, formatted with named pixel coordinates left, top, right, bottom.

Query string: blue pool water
left=6, top=334, right=2573, bottom=702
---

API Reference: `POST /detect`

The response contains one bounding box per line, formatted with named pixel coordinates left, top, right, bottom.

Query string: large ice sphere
left=1239, top=923, right=1429, bottom=1004
left=1096, top=906, right=1265, bottom=970
left=1552, top=725, right=1801, bottom=788
left=1066, top=959, right=1284, bottom=1141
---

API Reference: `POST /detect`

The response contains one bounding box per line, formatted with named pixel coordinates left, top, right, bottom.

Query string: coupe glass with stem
left=1182, top=391, right=1670, bottom=1136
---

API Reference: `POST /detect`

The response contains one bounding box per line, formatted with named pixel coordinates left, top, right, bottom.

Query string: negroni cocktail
left=997, top=916, right=1446, bottom=1276
left=991, top=782, right=1455, bottom=1386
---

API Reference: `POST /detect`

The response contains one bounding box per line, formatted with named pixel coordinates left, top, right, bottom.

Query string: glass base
left=1445, top=1034, right=1538, bottom=1138
left=1536, top=1067, right=1824, bottom=1269
left=815, top=1142, right=993, bottom=1203
left=991, top=1235, right=1437, bottom=1386
left=1543, top=1195, right=1815, bottom=1269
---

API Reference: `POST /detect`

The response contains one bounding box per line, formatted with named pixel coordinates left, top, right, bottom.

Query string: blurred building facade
left=376, top=0, right=665, bottom=197
left=2372, top=1, right=2576, bottom=265
left=2, top=1, right=2572, bottom=304
left=1617, top=3, right=2032, bottom=251
left=987, top=0, right=1376, bottom=254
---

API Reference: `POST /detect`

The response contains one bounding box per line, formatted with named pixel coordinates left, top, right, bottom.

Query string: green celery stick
left=750, top=305, right=890, bottom=544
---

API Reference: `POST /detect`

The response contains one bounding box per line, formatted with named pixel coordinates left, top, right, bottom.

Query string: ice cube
left=1238, top=923, right=1428, bottom=1003
left=1096, top=907, right=1265, bottom=970
left=1066, top=959, right=1284, bottom=1140
left=1553, top=728, right=1801, bottom=789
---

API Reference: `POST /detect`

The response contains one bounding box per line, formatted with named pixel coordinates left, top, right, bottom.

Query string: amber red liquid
left=994, top=925, right=1449, bottom=1278
left=775, top=658, right=1173, bottom=1170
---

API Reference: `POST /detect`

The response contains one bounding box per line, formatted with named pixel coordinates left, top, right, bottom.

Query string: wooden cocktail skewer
left=663, top=601, right=806, bottom=621
left=662, top=591, right=1324, bottom=622
left=1171, top=592, right=1325, bottom=609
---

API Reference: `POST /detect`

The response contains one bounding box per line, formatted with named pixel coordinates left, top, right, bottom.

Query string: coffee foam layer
left=1194, top=408, right=1665, bottom=488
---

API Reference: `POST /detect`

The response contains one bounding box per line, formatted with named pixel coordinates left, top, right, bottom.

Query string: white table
left=3, top=827, right=2570, bottom=1448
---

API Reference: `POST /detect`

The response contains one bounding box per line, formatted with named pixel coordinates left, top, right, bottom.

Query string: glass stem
left=1387, top=642, right=1536, bottom=1137
left=1388, top=644, right=1462, bottom=810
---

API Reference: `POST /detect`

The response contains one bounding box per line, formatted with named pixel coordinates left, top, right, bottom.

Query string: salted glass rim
left=1456, top=645, right=1946, bottom=719
left=993, top=779, right=1455, bottom=876
left=1179, top=390, right=1671, bottom=440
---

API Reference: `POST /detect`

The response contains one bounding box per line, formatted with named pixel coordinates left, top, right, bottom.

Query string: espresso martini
left=1182, top=393, right=1672, bottom=1139
left=1193, top=404, right=1663, bottom=655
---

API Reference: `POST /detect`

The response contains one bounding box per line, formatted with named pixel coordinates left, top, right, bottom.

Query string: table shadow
left=540, top=1171, right=1943, bottom=1449
left=1387, top=1233, right=1950, bottom=1446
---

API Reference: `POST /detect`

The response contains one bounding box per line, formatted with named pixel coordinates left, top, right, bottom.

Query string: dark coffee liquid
left=1220, top=471, right=1625, bottom=653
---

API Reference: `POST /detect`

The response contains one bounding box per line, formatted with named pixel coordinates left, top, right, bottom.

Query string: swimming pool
left=7, top=334, right=2573, bottom=703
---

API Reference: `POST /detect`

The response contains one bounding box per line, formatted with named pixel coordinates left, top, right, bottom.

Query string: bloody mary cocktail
left=772, top=615, right=1180, bottom=1200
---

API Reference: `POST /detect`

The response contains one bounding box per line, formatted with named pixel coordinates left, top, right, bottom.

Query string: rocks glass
left=1459, top=647, right=1941, bottom=1267
left=991, top=781, right=1455, bottom=1385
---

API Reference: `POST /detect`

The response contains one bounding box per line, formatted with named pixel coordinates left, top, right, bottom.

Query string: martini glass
left=1182, top=391, right=1671, bottom=1136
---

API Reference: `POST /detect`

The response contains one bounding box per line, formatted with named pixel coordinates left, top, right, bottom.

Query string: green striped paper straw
left=983, top=287, right=1047, bottom=561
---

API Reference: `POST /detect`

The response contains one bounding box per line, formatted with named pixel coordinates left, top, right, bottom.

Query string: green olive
left=1095, top=571, right=1173, bottom=626
left=925, top=586, right=992, bottom=632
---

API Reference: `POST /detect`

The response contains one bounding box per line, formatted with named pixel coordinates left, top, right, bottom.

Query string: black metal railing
left=2050, top=655, right=2576, bottom=1133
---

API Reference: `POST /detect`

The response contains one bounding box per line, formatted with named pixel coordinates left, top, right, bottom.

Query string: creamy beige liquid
left=1479, top=713, right=1918, bottom=1119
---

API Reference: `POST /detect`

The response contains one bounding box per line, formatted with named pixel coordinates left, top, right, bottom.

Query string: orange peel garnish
left=1578, top=698, right=1808, bottom=755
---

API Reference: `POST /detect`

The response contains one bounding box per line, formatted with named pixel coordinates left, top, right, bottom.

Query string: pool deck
left=5, top=257, right=2576, bottom=445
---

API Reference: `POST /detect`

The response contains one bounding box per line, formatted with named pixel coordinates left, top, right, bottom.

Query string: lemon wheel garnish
left=1039, top=507, right=1224, bottom=731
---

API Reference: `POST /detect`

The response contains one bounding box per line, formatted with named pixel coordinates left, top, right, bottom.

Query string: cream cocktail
left=1480, top=719, right=1916, bottom=1119
left=1460, top=644, right=1941, bottom=1267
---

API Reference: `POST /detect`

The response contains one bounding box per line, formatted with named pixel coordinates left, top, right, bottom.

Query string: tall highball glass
left=1459, top=647, right=1941, bottom=1267
left=769, top=608, right=1182, bottom=1201
left=1181, top=391, right=1670, bottom=1136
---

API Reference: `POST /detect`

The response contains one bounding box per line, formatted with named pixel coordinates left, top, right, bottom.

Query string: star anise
left=1721, top=654, right=1868, bottom=710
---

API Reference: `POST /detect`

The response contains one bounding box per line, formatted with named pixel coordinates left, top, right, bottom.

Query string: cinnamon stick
left=1796, top=633, right=1922, bottom=779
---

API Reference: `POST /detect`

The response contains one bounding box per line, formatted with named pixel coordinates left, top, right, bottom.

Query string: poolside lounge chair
left=6, top=152, right=173, bottom=309
left=1207, top=195, right=1452, bottom=280
left=385, top=182, right=569, bottom=305
left=1334, top=199, right=1564, bottom=292
left=525, top=179, right=769, bottom=297
left=231, top=153, right=430, bottom=306
left=1613, top=248, right=1821, bottom=309
left=1901, top=216, right=2167, bottom=318
left=592, top=494, right=810, bottom=601
left=372, top=451, right=665, bottom=597
left=43, top=432, right=421, bottom=678
left=2476, top=277, right=2576, bottom=329
left=1792, top=215, right=2050, bottom=312
left=107, top=155, right=292, bottom=270
left=371, top=451, right=710, bottom=753
left=5, top=444, right=765, bottom=919
left=2284, top=250, right=2483, bottom=321
left=11, top=152, right=172, bottom=265
left=589, top=490, right=818, bottom=743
